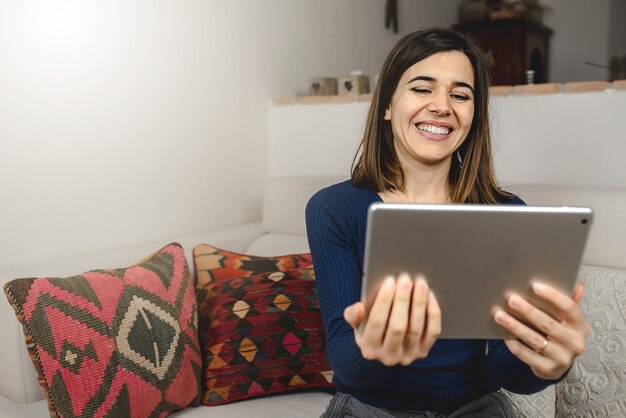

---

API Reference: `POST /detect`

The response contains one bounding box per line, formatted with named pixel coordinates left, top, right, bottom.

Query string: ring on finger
left=535, top=337, right=550, bottom=353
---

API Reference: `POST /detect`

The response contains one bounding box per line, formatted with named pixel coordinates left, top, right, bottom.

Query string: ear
left=384, top=107, right=391, bottom=121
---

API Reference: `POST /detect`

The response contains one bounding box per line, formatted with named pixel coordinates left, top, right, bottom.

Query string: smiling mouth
left=416, top=123, right=452, bottom=135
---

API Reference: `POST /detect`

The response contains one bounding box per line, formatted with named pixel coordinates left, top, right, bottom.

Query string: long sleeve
left=305, top=188, right=386, bottom=388
left=303, top=182, right=557, bottom=412
left=487, top=340, right=557, bottom=393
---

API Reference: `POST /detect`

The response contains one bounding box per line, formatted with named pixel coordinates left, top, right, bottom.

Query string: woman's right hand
left=343, top=273, right=441, bottom=366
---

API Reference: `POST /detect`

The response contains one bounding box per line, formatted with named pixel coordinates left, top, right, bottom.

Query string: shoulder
left=307, top=179, right=374, bottom=211
left=306, top=180, right=377, bottom=231
left=497, top=191, right=526, bottom=206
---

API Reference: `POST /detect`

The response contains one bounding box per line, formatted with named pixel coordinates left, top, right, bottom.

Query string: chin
left=410, top=149, right=454, bottom=164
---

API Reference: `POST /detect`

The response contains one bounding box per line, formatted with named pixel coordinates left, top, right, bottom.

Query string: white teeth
left=417, top=123, right=450, bottom=135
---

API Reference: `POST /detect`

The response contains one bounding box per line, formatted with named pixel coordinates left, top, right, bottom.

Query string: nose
left=427, top=91, right=451, bottom=115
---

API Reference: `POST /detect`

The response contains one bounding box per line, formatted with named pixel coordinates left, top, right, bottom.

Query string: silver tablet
left=361, top=203, right=593, bottom=339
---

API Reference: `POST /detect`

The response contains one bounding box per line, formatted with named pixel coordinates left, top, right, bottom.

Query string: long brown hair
left=351, top=28, right=510, bottom=204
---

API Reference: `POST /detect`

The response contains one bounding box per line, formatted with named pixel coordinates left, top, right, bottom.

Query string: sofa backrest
left=506, top=184, right=626, bottom=270
left=246, top=175, right=346, bottom=256
left=250, top=177, right=626, bottom=271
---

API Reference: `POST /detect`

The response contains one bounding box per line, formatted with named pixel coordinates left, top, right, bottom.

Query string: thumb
left=344, top=302, right=366, bottom=328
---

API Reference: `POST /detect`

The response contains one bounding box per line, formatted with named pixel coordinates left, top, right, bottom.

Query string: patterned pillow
left=193, top=244, right=334, bottom=406
left=3, top=243, right=202, bottom=418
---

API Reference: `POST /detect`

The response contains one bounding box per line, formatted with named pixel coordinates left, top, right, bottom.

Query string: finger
left=531, top=281, right=586, bottom=327
left=572, top=283, right=585, bottom=304
left=344, top=302, right=366, bottom=330
left=382, top=274, right=413, bottom=357
left=503, top=339, right=569, bottom=381
left=570, top=284, right=591, bottom=338
left=495, top=308, right=557, bottom=352
left=505, top=293, right=570, bottom=343
left=507, top=290, right=588, bottom=355
left=362, top=277, right=396, bottom=346
left=405, top=276, right=429, bottom=350
left=420, top=290, right=442, bottom=354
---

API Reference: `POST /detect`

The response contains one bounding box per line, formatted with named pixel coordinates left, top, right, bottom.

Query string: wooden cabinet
left=455, top=18, right=553, bottom=85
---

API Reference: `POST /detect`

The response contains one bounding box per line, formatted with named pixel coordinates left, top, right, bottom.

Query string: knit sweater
left=305, top=180, right=555, bottom=413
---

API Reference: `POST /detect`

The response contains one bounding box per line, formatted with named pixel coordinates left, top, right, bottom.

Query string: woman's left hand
left=493, top=281, right=590, bottom=380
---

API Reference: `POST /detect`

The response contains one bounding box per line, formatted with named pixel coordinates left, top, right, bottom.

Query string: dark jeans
left=321, top=391, right=515, bottom=418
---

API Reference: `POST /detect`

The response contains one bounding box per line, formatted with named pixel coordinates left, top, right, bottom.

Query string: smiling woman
left=352, top=29, right=505, bottom=205
left=305, top=28, right=591, bottom=417
left=383, top=51, right=475, bottom=183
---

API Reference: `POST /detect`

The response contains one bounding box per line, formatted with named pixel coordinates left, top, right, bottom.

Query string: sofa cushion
left=3, top=243, right=202, bottom=418
left=500, top=386, right=556, bottom=417
left=0, top=396, right=49, bottom=418
left=556, top=264, right=626, bottom=417
left=193, top=244, right=334, bottom=406
left=167, top=392, right=333, bottom=418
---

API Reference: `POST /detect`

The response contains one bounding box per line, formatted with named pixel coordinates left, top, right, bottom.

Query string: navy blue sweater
left=305, top=180, right=554, bottom=413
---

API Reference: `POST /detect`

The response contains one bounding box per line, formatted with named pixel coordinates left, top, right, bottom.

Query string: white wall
left=265, top=0, right=462, bottom=97
left=269, top=89, right=626, bottom=188
left=0, top=0, right=460, bottom=274
left=0, top=0, right=265, bottom=272
left=609, top=0, right=626, bottom=58
left=269, top=102, right=366, bottom=178
left=490, top=90, right=626, bottom=187
left=543, top=0, right=611, bottom=82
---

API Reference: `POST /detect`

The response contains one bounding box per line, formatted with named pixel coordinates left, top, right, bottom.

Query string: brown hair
left=351, top=28, right=510, bottom=204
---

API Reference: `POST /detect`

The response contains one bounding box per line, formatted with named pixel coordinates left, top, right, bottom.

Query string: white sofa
left=1, top=175, right=625, bottom=417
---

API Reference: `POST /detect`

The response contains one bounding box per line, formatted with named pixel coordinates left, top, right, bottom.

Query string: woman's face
left=384, top=51, right=475, bottom=169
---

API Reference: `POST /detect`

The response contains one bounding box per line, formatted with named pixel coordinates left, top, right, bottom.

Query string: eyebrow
left=407, top=76, right=474, bottom=93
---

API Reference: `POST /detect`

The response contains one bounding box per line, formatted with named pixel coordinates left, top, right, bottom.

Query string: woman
left=305, top=28, right=589, bottom=417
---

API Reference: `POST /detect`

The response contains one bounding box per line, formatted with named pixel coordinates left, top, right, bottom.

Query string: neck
left=381, top=158, right=452, bottom=204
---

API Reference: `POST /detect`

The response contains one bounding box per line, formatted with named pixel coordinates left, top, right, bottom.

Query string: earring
left=456, top=150, right=463, bottom=168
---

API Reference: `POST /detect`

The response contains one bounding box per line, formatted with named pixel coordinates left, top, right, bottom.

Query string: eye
left=411, top=87, right=431, bottom=95
left=450, top=93, right=471, bottom=102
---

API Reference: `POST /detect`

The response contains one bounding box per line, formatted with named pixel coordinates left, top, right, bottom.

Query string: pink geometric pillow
left=3, top=243, right=201, bottom=417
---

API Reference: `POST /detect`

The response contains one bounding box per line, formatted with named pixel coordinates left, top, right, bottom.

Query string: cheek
left=460, top=107, right=474, bottom=130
